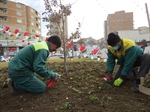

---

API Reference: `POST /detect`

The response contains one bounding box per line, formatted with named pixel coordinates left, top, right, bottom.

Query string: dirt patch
left=0, top=61, right=150, bottom=112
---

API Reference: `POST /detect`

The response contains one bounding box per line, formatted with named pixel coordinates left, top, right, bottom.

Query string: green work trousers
left=8, top=70, right=46, bottom=93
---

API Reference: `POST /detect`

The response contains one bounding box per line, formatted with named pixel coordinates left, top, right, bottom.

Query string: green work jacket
left=107, top=38, right=143, bottom=76
left=8, top=41, right=56, bottom=79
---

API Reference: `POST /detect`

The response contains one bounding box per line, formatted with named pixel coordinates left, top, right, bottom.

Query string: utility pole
left=145, top=3, right=150, bottom=40
left=145, top=3, right=150, bottom=28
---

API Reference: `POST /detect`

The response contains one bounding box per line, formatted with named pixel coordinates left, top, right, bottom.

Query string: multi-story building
left=104, top=10, right=133, bottom=40
left=0, top=0, right=41, bottom=56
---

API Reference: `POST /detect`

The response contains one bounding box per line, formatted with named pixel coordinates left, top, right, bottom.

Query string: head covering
left=47, top=35, right=61, bottom=48
left=107, top=33, right=121, bottom=46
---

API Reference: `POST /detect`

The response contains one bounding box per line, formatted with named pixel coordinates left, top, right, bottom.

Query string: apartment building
left=0, top=0, right=41, bottom=56
left=0, top=0, right=41, bottom=39
left=104, top=10, right=133, bottom=40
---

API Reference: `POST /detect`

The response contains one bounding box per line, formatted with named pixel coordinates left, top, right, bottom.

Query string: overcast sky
left=11, top=0, right=150, bottom=39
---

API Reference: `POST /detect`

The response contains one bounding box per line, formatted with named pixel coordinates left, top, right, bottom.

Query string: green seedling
left=58, top=102, right=71, bottom=110
left=107, top=96, right=112, bottom=100
left=89, top=95, right=99, bottom=103
left=74, top=75, right=82, bottom=80
left=72, top=87, right=82, bottom=94
left=64, top=82, right=68, bottom=85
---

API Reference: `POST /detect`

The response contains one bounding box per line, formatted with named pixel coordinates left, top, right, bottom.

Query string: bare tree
left=43, top=0, right=72, bottom=74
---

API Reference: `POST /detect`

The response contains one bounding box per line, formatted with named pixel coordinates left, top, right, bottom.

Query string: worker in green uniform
left=7, top=35, right=61, bottom=94
left=103, top=33, right=150, bottom=92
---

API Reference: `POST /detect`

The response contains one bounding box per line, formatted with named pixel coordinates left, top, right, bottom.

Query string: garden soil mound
left=0, top=61, right=150, bottom=112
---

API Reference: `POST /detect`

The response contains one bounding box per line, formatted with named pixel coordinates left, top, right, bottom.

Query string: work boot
left=131, top=79, right=140, bottom=93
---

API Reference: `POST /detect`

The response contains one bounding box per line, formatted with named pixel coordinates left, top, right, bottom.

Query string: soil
left=0, top=61, right=150, bottom=112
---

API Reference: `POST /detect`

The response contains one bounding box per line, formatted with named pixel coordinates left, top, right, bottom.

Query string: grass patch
left=0, top=62, right=8, bottom=68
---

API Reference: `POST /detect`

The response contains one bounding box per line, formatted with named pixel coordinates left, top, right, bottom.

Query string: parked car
left=0, top=56, right=8, bottom=62
left=53, top=53, right=63, bottom=57
left=59, top=55, right=73, bottom=59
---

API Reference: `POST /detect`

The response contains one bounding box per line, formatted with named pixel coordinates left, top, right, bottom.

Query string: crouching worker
left=103, top=33, right=150, bottom=93
left=6, top=35, right=61, bottom=94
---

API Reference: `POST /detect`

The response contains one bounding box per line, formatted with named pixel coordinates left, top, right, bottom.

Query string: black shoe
left=131, top=79, right=140, bottom=93
left=131, top=85, right=139, bottom=93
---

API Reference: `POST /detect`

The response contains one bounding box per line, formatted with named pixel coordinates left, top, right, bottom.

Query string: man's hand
left=103, top=74, right=113, bottom=84
left=113, top=78, right=123, bottom=86
left=55, top=73, right=61, bottom=80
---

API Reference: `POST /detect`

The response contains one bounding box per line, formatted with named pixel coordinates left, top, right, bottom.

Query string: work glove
left=103, top=74, right=113, bottom=84
left=47, top=73, right=61, bottom=88
left=113, top=78, right=123, bottom=86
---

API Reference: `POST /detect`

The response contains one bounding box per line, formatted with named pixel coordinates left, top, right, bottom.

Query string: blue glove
left=113, top=78, right=123, bottom=86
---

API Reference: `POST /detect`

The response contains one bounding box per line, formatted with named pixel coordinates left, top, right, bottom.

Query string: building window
left=16, top=3, right=21, bottom=8
left=36, top=23, right=39, bottom=28
left=0, top=25, right=5, bottom=29
left=31, top=16, right=34, bottom=19
left=17, top=19, right=22, bottom=23
left=0, top=16, right=8, bottom=21
left=31, top=9, right=34, bottom=13
left=38, top=14, right=40, bottom=17
left=31, top=22, right=34, bottom=26
left=18, top=26, right=22, bottom=31
left=35, top=11, right=38, bottom=15
left=32, top=36, right=35, bottom=39
left=16, top=11, right=22, bottom=16
left=36, top=17, right=38, bottom=21
left=3, top=33, right=9, bottom=37
left=0, top=8, right=7, bottom=13
left=0, top=0, right=7, bottom=5
left=32, top=29, right=35, bottom=33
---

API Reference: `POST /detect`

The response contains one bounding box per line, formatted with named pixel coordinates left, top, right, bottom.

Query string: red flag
left=5, top=26, right=9, bottom=31
left=14, top=29, right=19, bottom=34
left=35, top=34, right=40, bottom=37
left=24, top=32, right=28, bottom=36
left=93, top=49, right=98, bottom=54
left=15, top=29, right=21, bottom=38
left=3, top=26, right=9, bottom=34
left=68, top=43, right=73, bottom=48
left=80, top=46, right=85, bottom=52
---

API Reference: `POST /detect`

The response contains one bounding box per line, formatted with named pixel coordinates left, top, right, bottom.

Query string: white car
left=0, top=56, right=8, bottom=62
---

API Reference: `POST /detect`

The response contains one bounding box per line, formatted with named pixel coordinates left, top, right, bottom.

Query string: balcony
left=0, top=16, right=8, bottom=21
left=0, top=0, right=7, bottom=5
left=0, top=8, right=7, bottom=13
